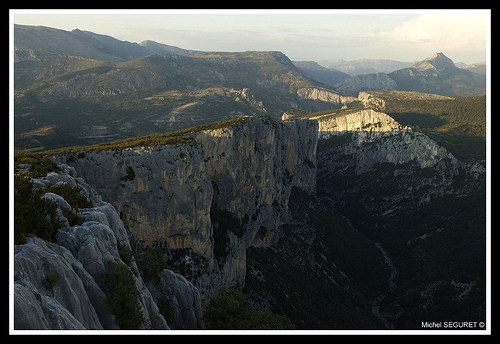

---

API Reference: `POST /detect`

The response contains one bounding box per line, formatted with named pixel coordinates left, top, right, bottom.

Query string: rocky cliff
left=189, top=117, right=318, bottom=245
left=57, top=144, right=214, bottom=261
left=296, top=87, right=357, bottom=105
left=311, top=107, right=485, bottom=330
left=14, top=164, right=202, bottom=330
left=312, top=108, right=405, bottom=139
left=313, top=108, right=460, bottom=173
left=54, top=116, right=318, bottom=292
left=312, top=108, right=476, bottom=223
left=14, top=107, right=484, bottom=330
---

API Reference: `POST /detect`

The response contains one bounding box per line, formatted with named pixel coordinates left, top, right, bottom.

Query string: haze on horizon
left=11, top=9, right=489, bottom=65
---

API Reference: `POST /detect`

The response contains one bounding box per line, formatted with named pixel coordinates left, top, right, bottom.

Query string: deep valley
left=12, top=24, right=487, bottom=332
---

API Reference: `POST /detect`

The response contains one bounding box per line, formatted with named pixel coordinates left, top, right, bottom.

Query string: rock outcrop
left=313, top=109, right=465, bottom=216
left=13, top=164, right=202, bottom=330
left=15, top=236, right=109, bottom=330
left=189, top=117, right=318, bottom=246
left=57, top=144, right=215, bottom=262
left=313, top=108, right=459, bottom=170
left=312, top=109, right=404, bottom=139
left=54, top=116, right=318, bottom=293
left=146, top=269, right=203, bottom=329
left=297, top=87, right=357, bottom=105
left=357, top=91, right=387, bottom=111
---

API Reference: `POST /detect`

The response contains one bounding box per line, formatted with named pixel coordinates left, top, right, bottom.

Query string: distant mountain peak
left=412, top=52, right=457, bottom=73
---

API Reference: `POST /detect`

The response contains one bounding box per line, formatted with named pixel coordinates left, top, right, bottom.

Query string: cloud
left=13, top=10, right=488, bottom=64
left=374, top=12, right=487, bottom=61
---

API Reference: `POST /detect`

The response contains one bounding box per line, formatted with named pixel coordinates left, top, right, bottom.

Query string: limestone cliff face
left=314, top=109, right=466, bottom=215
left=56, top=144, right=214, bottom=263
left=357, top=91, right=387, bottom=112
left=314, top=109, right=458, bottom=171
left=297, top=87, right=357, bottom=105
left=189, top=117, right=318, bottom=247
left=55, top=116, right=318, bottom=290
left=313, top=109, right=404, bottom=139
left=14, top=165, right=179, bottom=330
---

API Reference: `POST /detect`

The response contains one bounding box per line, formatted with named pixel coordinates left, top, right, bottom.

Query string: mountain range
left=14, top=24, right=486, bottom=152
left=299, top=53, right=486, bottom=97
left=13, top=25, right=350, bottom=151
left=14, top=24, right=200, bottom=62
left=319, top=58, right=414, bottom=76
left=313, top=56, right=485, bottom=78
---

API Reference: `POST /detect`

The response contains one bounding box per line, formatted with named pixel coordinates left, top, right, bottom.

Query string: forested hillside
left=366, top=91, right=486, bottom=161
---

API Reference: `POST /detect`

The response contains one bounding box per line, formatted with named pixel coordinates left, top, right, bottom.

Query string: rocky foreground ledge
left=13, top=164, right=202, bottom=330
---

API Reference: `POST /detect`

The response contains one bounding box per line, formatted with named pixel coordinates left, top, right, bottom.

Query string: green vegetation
left=373, top=188, right=487, bottom=328
left=203, top=288, right=295, bottom=330
left=13, top=152, right=93, bottom=244
left=156, top=297, right=174, bottom=324
left=41, top=131, right=195, bottom=155
left=368, top=92, right=486, bottom=161
left=39, top=116, right=253, bottom=155
left=101, top=260, right=144, bottom=329
left=49, top=182, right=93, bottom=211
left=244, top=187, right=388, bottom=329
left=134, top=245, right=168, bottom=284
left=14, top=175, right=60, bottom=245
left=384, top=94, right=486, bottom=136
left=13, top=174, right=92, bottom=244
left=14, top=150, right=60, bottom=178
left=43, top=271, right=61, bottom=291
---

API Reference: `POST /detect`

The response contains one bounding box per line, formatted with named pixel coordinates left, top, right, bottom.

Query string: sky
left=11, top=9, right=490, bottom=64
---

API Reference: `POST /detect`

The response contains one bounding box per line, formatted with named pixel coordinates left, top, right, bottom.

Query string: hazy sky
left=11, top=9, right=490, bottom=64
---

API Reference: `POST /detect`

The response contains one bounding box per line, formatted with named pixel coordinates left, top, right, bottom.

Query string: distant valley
left=14, top=25, right=352, bottom=151
left=14, top=24, right=485, bottom=152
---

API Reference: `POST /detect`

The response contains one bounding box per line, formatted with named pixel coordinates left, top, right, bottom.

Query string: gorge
left=13, top=101, right=486, bottom=330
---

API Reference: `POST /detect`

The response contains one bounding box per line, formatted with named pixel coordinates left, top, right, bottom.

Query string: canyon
left=52, top=116, right=318, bottom=292
left=14, top=103, right=485, bottom=330
left=12, top=24, right=487, bottom=332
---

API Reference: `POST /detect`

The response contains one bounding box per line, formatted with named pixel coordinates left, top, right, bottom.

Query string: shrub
left=47, top=182, right=93, bottom=210
left=43, top=271, right=60, bottom=291
left=156, top=297, right=173, bottom=324
left=14, top=150, right=60, bottom=178
left=135, top=245, right=168, bottom=284
left=101, top=261, right=144, bottom=329
left=13, top=173, right=94, bottom=244
left=203, top=289, right=295, bottom=330
left=14, top=175, right=60, bottom=245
